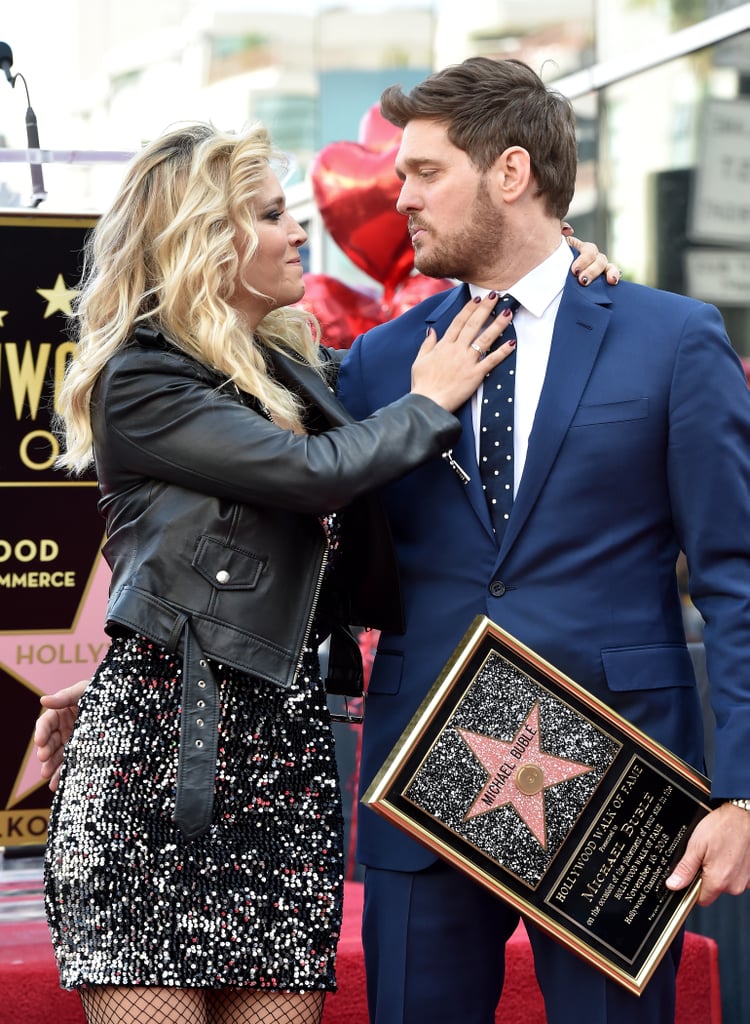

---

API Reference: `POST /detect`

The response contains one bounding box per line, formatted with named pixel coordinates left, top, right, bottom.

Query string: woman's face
left=231, top=168, right=308, bottom=327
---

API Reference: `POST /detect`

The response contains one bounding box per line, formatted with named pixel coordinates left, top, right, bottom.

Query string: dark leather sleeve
left=92, top=345, right=462, bottom=516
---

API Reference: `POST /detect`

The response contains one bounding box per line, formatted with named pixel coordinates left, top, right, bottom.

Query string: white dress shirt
left=468, top=239, right=573, bottom=495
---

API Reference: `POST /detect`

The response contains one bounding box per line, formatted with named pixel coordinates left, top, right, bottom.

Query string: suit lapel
left=499, top=279, right=613, bottom=558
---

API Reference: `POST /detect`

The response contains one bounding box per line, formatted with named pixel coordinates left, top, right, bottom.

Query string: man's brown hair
left=380, top=57, right=577, bottom=220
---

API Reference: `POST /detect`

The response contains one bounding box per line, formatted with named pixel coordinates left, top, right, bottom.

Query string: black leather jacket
left=91, top=327, right=461, bottom=836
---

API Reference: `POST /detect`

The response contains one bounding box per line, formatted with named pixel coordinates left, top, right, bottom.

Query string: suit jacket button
left=489, top=580, right=506, bottom=597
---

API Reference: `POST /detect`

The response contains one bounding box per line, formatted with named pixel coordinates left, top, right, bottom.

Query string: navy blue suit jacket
left=337, top=275, right=750, bottom=872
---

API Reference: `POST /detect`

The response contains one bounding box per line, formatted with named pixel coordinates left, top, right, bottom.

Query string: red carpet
left=0, top=882, right=721, bottom=1024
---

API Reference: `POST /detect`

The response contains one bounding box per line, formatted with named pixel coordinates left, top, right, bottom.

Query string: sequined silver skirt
left=44, top=633, right=344, bottom=991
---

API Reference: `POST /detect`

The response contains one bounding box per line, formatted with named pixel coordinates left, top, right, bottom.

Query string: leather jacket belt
left=172, top=619, right=220, bottom=839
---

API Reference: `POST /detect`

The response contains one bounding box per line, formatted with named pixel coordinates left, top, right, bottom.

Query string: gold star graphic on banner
left=36, top=273, right=80, bottom=318
left=457, top=703, right=593, bottom=850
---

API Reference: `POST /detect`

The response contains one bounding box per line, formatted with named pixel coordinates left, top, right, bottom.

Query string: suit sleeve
left=666, top=301, right=750, bottom=797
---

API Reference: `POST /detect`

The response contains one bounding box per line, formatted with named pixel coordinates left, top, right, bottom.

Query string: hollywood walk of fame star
left=457, top=703, right=592, bottom=849
left=0, top=555, right=111, bottom=810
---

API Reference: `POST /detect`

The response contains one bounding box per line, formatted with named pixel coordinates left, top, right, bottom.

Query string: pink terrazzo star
left=457, top=703, right=592, bottom=849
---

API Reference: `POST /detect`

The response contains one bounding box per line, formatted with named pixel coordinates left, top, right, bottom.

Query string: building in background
left=5, top=0, right=744, bottom=352
left=0, top=2, right=747, bottom=351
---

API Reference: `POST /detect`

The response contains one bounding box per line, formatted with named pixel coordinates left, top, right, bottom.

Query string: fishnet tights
left=79, top=985, right=326, bottom=1024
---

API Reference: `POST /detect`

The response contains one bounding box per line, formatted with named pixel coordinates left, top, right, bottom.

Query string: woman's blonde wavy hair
left=58, top=121, right=322, bottom=474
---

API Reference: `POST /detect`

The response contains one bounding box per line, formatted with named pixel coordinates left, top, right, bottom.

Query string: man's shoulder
left=579, top=275, right=708, bottom=310
left=616, top=278, right=703, bottom=304
left=358, top=283, right=463, bottom=345
left=569, top=277, right=718, bottom=329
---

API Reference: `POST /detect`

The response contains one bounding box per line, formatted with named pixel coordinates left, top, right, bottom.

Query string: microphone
left=0, top=41, right=13, bottom=85
left=25, top=104, right=46, bottom=206
left=0, top=40, right=47, bottom=206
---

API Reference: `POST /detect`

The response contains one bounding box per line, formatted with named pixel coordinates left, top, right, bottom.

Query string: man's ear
left=490, top=146, right=532, bottom=204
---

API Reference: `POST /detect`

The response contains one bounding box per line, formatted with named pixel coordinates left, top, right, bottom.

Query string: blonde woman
left=42, top=121, right=613, bottom=1024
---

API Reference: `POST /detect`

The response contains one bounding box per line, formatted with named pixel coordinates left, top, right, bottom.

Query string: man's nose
left=396, top=181, right=419, bottom=216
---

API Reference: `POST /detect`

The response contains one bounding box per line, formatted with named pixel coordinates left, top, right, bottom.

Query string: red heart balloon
left=386, top=274, right=455, bottom=319
left=296, top=274, right=384, bottom=350
left=358, top=103, right=402, bottom=151
left=310, top=141, right=414, bottom=293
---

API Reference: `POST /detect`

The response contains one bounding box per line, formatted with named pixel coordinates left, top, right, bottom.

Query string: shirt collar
left=468, top=238, right=573, bottom=318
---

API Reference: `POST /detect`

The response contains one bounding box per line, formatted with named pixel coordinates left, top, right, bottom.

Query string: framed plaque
left=363, top=616, right=711, bottom=994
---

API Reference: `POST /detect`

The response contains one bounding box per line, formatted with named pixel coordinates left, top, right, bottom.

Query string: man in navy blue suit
left=337, top=57, right=750, bottom=1024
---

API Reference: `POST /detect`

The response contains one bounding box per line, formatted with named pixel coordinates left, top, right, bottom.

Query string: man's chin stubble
left=414, top=251, right=459, bottom=280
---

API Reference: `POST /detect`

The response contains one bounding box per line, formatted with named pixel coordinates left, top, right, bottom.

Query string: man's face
left=394, top=118, right=506, bottom=283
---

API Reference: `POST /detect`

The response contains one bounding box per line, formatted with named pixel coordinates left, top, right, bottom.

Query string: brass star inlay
left=457, top=703, right=593, bottom=849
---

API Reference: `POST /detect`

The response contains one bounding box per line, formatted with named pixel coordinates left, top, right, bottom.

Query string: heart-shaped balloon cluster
left=298, top=104, right=452, bottom=348
left=310, top=138, right=412, bottom=294
left=297, top=274, right=383, bottom=350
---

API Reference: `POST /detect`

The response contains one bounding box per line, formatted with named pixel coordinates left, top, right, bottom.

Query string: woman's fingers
left=567, top=237, right=622, bottom=285
left=479, top=332, right=517, bottom=373
left=438, top=293, right=513, bottom=349
left=410, top=294, right=517, bottom=410
left=472, top=300, right=514, bottom=354
left=438, top=292, right=518, bottom=371
left=605, top=261, right=622, bottom=284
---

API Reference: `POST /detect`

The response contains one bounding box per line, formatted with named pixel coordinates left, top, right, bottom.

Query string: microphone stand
left=15, top=72, right=47, bottom=207
left=0, top=42, right=47, bottom=208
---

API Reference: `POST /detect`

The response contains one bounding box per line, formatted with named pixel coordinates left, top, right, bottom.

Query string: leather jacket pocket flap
left=601, top=644, right=695, bottom=692
left=192, top=536, right=266, bottom=590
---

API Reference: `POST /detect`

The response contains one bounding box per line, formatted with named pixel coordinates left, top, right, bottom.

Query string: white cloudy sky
left=0, top=3, right=81, bottom=147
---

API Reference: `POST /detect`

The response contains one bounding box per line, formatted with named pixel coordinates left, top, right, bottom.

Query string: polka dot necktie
left=478, top=294, right=520, bottom=539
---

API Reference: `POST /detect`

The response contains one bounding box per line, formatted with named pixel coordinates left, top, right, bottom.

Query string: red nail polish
left=503, top=307, right=513, bottom=318
left=508, top=338, right=517, bottom=348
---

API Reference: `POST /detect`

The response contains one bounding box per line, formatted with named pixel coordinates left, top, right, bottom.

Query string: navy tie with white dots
left=479, top=294, right=519, bottom=538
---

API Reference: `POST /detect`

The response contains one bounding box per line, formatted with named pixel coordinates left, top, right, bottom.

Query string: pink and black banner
left=0, top=212, right=109, bottom=845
